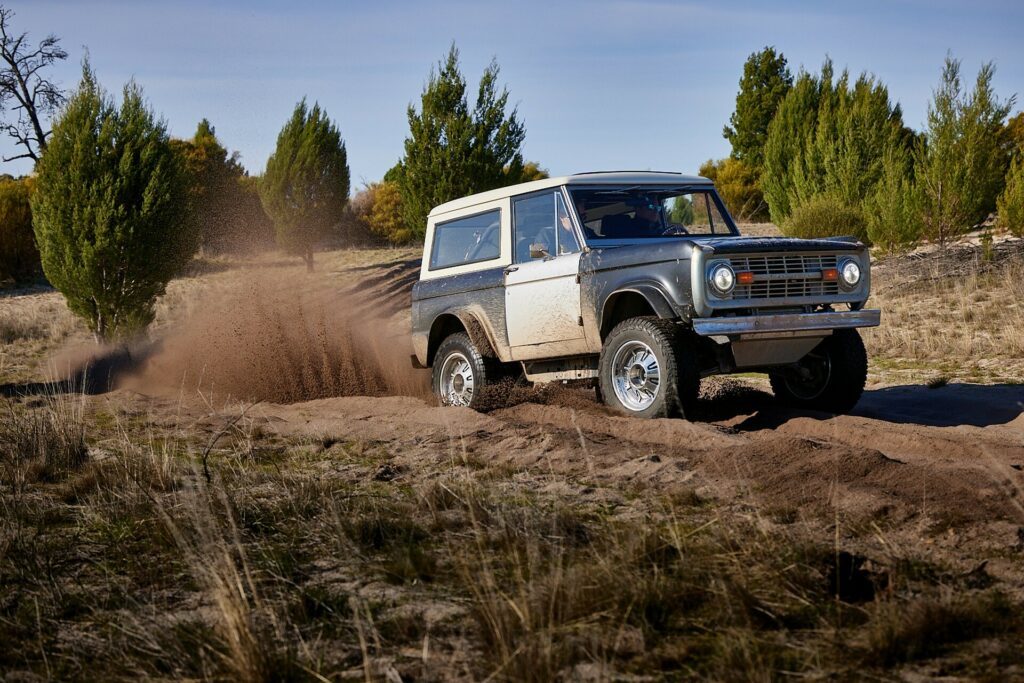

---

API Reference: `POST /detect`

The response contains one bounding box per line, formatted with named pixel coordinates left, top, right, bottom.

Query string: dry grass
left=864, top=242, right=1024, bottom=382
left=0, top=390, right=1021, bottom=680
left=1, top=244, right=1023, bottom=679
left=0, top=390, right=87, bottom=490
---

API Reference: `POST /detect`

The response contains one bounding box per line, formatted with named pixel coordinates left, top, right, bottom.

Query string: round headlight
left=839, top=259, right=861, bottom=288
left=709, top=263, right=735, bottom=296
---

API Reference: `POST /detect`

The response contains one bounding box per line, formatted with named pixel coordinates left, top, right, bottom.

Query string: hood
left=697, top=235, right=863, bottom=254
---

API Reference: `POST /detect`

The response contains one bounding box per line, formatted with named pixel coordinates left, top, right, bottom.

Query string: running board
left=522, top=357, right=598, bottom=383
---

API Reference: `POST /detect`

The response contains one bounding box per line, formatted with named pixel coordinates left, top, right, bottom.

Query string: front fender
left=594, top=282, right=684, bottom=341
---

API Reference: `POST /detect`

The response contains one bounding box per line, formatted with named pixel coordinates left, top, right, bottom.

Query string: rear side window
left=429, top=209, right=502, bottom=270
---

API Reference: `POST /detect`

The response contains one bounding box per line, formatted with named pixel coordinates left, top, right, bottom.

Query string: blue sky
left=7, top=0, right=1023, bottom=184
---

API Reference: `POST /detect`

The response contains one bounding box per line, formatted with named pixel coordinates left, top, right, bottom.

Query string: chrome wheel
left=438, top=351, right=474, bottom=406
left=610, top=340, right=661, bottom=412
left=784, top=351, right=832, bottom=401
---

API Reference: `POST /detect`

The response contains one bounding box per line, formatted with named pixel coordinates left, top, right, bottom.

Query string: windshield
left=567, top=187, right=738, bottom=240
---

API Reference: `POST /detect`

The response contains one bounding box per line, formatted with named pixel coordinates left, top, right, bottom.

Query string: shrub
left=699, top=158, right=769, bottom=222
left=0, top=177, right=40, bottom=283
left=997, top=156, right=1024, bottom=237
left=337, top=185, right=381, bottom=247
left=368, top=181, right=414, bottom=245
left=783, top=194, right=868, bottom=242
left=31, top=63, right=190, bottom=342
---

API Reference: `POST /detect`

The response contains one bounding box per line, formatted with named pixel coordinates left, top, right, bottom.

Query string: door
left=505, top=190, right=589, bottom=358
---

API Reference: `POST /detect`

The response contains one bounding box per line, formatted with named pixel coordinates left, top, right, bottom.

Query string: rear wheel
left=769, top=328, right=867, bottom=414
left=432, top=332, right=498, bottom=409
left=598, top=317, right=699, bottom=419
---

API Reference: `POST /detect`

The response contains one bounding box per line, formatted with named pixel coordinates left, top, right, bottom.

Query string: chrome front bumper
left=692, top=309, right=881, bottom=337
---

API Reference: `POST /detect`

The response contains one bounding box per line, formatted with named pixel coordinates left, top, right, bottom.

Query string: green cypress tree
left=762, top=64, right=828, bottom=222
left=724, top=46, right=792, bottom=169
left=31, top=63, right=190, bottom=342
left=399, top=44, right=526, bottom=238
left=1006, top=112, right=1024, bottom=160
left=260, top=100, right=349, bottom=271
left=916, top=56, right=1013, bottom=246
left=865, top=144, right=924, bottom=251
left=764, top=60, right=911, bottom=229
left=997, top=156, right=1024, bottom=236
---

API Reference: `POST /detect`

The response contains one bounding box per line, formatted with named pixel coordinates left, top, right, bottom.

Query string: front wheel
left=769, top=328, right=868, bottom=414
left=598, top=317, right=699, bottom=419
left=432, top=332, right=497, bottom=409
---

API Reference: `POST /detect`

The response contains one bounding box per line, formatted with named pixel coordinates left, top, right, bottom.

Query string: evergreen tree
left=916, top=56, right=1014, bottom=245
left=997, top=157, right=1024, bottom=236
left=260, top=99, right=349, bottom=271
left=792, top=73, right=906, bottom=207
left=763, top=60, right=910, bottom=227
left=865, top=144, right=924, bottom=251
left=399, top=45, right=526, bottom=238
left=168, top=125, right=273, bottom=256
left=31, top=63, right=189, bottom=342
left=1006, top=111, right=1024, bottom=159
left=762, top=63, right=829, bottom=222
left=172, top=119, right=251, bottom=253
left=724, top=46, right=792, bottom=169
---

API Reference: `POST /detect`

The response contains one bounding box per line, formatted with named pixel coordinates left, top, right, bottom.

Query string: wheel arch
left=599, top=287, right=676, bottom=340
left=426, top=311, right=498, bottom=366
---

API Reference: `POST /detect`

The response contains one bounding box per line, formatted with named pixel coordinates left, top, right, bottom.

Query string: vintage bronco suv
left=411, top=172, right=880, bottom=418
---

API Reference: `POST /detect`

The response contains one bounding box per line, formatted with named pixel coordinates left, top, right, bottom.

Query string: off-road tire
left=769, top=328, right=868, bottom=414
left=432, top=332, right=499, bottom=409
left=598, top=317, right=700, bottom=419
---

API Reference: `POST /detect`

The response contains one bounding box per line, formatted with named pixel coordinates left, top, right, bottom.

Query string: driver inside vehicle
left=632, top=198, right=662, bottom=229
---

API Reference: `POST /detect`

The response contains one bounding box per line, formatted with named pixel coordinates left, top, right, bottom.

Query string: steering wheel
left=661, top=224, right=690, bottom=236
left=464, top=224, right=500, bottom=261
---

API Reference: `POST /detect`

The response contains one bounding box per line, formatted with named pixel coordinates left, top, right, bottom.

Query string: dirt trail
left=55, top=252, right=1024, bottom=589
left=114, top=254, right=1024, bottom=530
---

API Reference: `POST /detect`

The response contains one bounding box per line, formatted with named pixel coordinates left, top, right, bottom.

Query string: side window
left=429, top=209, right=501, bottom=270
left=514, top=191, right=580, bottom=263
left=704, top=194, right=729, bottom=234
left=556, top=193, right=582, bottom=254
left=691, top=194, right=713, bottom=232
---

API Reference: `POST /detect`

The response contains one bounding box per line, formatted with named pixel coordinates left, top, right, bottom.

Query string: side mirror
left=529, top=243, right=550, bottom=259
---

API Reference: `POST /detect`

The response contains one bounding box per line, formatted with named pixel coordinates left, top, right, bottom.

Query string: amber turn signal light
left=822, top=268, right=839, bottom=282
left=736, top=271, right=755, bottom=285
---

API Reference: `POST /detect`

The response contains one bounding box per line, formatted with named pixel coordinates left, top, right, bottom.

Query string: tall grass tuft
left=0, top=393, right=87, bottom=487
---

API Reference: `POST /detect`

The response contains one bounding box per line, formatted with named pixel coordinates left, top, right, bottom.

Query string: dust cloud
left=119, top=269, right=431, bottom=404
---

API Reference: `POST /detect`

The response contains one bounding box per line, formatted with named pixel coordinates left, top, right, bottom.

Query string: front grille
left=728, top=253, right=840, bottom=300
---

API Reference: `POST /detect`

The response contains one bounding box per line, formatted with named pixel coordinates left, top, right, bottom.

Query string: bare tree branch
left=0, top=6, right=67, bottom=164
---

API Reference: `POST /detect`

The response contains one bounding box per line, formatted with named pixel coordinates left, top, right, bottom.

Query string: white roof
left=428, top=171, right=712, bottom=217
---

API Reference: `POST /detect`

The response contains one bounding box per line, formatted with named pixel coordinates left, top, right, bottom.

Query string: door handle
left=503, top=266, right=519, bottom=274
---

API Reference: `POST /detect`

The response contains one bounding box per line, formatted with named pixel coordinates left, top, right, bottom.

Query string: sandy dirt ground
left=3, top=245, right=1024, bottom=678
left=23, top=248, right=1018, bottom=597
